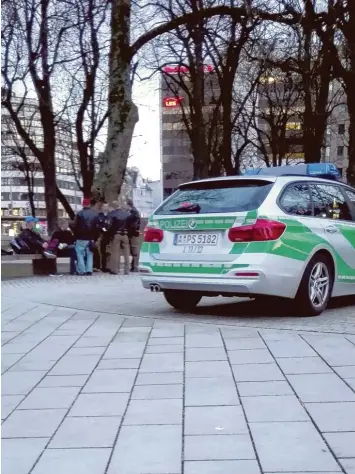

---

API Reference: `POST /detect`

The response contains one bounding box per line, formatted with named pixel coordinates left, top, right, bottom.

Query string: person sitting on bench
left=11, top=216, right=55, bottom=258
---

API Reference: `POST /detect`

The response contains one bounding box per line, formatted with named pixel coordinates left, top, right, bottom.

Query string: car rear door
left=147, top=179, right=275, bottom=264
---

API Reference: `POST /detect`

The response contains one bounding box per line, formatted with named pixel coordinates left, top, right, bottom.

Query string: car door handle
left=325, top=225, right=339, bottom=234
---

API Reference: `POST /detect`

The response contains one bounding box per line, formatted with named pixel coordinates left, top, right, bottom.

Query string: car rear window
left=155, top=180, right=274, bottom=215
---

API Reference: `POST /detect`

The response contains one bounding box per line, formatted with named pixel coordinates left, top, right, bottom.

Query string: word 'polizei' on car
left=139, top=163, right=355, bottom=316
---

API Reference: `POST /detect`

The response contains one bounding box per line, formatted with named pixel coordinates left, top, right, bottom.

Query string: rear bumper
left=139, top=266, right=300, bottom=299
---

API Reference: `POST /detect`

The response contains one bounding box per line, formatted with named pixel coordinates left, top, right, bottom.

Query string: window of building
left=279, top=183, right=312, bottom=216
left=338, top=124, right=345, bottom=135
left=286, top=122, right=302, bottom=130
left=315, top=184, right=352, bottom=221
left=337, top=146, right=344, bottom=156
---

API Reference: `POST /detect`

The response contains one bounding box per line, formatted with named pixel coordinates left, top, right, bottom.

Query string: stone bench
left=1, top=255, right=71, bottom=279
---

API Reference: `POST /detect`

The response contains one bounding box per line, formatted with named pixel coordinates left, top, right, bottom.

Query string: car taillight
left=228, top=219, right=286, bottom=242
left=144, top=227, right=164, bottom=243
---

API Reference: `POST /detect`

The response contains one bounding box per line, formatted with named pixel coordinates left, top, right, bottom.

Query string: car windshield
left=155, top=180, right=274, bottom=215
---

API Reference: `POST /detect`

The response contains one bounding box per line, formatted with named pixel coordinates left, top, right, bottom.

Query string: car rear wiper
left=170, top=203, right=201, bottom=213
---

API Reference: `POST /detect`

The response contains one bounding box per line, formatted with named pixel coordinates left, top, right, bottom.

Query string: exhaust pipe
left=150, top=284, right=161, bottom=293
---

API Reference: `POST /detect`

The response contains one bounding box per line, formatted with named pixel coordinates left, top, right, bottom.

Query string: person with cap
left=126, top=199, right=141, bottom=272
left=14, top=216, right=55, bottom=258
left=72, top=197, right=99, bottom=275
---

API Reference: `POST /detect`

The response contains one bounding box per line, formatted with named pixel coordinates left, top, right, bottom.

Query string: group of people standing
left=13, top=198, right=141, bottom=276
left=74, top=197, right=141, bottom=275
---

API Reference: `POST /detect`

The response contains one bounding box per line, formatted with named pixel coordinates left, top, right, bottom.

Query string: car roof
left=179, top=175, right=345, bottom=187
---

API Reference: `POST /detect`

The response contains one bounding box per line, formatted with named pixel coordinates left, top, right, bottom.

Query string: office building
left=1, top=92, right=82, bottom=235
left=160, top=65, right=220, bottom=198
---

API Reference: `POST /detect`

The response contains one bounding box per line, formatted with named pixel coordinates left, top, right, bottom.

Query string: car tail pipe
left=150, top=284, right=162, bottom=293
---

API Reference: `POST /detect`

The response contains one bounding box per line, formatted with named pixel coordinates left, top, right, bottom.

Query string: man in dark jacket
left=72, top=198, right=98, bottom=275
left=107, top=201, right=130, bottom=275
left=49, top=219, right=76, bottom=274
left=126, top=199, right=141, bottom=272
left=16, top=216, right=55, bottom=258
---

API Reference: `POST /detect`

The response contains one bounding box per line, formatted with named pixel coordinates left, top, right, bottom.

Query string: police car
left=139, top=164, right=355, bottom=316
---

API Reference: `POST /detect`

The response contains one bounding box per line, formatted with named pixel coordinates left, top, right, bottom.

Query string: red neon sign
left=162, top=65, right=213, bottom=74
left=163, top=96, right=183, bottom=107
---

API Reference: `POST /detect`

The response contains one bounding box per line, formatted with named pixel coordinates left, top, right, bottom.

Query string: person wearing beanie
left=72, top=197, right=99, bottom=275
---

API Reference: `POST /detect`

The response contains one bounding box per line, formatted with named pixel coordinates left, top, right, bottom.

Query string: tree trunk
left=56, top=186, right=75, bottom=220
left=29, top=190, right=36, bottom=218
left=96, top=0, right=138, bottom=202
left=42, top=164, right=58, bottom=234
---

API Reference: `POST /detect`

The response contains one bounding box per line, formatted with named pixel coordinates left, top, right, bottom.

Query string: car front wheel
left=295, top=254, right=334, bottom=316
left=164, top=290, right=202, bottom=311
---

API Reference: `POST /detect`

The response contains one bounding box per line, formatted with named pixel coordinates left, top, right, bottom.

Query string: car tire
left=295, top=253, right=334, bottom=316
left=164, top=290, right=202, bottom=311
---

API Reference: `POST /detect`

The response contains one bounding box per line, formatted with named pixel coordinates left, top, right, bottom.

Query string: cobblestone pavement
left=2, top=274, right=355, bottom=474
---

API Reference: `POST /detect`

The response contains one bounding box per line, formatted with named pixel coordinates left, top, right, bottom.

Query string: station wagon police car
left=139, top=164, right=355, bottom=316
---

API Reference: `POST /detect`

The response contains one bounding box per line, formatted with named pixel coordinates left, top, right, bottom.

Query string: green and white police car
left=139, top=164, right=355, bottom=316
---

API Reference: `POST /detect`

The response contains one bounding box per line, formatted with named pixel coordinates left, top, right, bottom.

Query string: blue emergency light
left=243, top=163, right=341, bottom=181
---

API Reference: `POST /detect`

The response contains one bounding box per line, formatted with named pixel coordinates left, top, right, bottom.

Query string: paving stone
left=123, top=398, right=182, bottom=425
left=113, top=332, right=149, bottom=342
left=250, top=421, right=341, bottom=472
left=132, top=384, right=183, bottom=399
left=242, top=395, right=309, bottom=422
left=221, top=328, right=260, bottom=338
left=74, top=337, right=112, bottom=347
left=1, top=395, right=24, bottom=419
left=224, top=337, right=266, bottom=350
left=103, top=342, right=146, bottom=359
left=232, top=363, right=285, bottom=382
left=186, top=361, right=232, bottom=378
left=69, top=392, right=130, bottom=416
left=184, top=460, right=261, bottom=474
left=49, top=355, right=100, bottom=375
left=136, top=372, right=183, bottom=385
left=228, top=349, right=274, bottom=364
left=119, top=326, right=151, bottom=333
left=186, top=334, right=223, bottom=348
left=304, top=335, right=355, bottom=366
left=8, top=358, right=57, bottom=372
left=18, top=386, right=80, bottom=409
left=2, top=353, right=25, bottom=371
left=265, top=339, right=316, bottom=358
left=108, top=424, right=182, bottom=474
left=185, top=377, right=239, bottom=406
left=50, top=416, right=121, bottom=448
left=347, top=378, right=355, bottom=390
left=31, top=448, right=111, bottom=474
left=2, top=409, right=66, bottom=438
left=186, top=348, right=227, bottom=361
left=147, top=336, right=184, bottom=346
left=150, top=328, right=184, bottom=337
left=145, top=345, right=184, bottom=354
left=2, top=438, right=48, bottom=474
left=277, top=356, right=332, bottom=374
left=287, top=373, right=355, bottom=402
left=333, top=366, right=355, bottom=378
left=324, top=432, right=355, bottom=458
left=185, top=406, right=248, bottom=435
left=237, top=381, right=293, bottom=397
left=2, top=370, right=46, bottom=395
left=97, top=358, right=141, bottom=369
left=67, top=346, right=106, bottom=356
left=184, top=434, right=255, bottom=461
left=339, top=458, right=355, bottom=474
left=306, top=402, right=355, bottom=432
left=38, top=374, right=90, bottom=388
left=83, top=369, right=137, bottom=393
left=140, top=353, right=183, bottom=372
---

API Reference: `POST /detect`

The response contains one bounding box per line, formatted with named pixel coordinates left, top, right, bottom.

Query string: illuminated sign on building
left=162, top=65, right=213, bottom=74
left=163, top=96, right=183, bottom=108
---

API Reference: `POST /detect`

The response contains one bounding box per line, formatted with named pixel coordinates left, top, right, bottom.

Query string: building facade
left=160, top=66, right=220, bottom=199
left=1, top=94, right=82, bottom=235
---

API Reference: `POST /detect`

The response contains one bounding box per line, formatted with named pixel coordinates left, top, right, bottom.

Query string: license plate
left=174, top=233, right=219, bottom=246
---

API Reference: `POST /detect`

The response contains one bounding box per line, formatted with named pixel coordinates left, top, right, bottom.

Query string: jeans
left=75, top=240, right=93, bottom=274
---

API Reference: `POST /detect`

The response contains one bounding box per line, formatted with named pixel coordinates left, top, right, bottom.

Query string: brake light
left=228, top=219, right=286, bottom=242
left=144, top=227, right=164, bottom=243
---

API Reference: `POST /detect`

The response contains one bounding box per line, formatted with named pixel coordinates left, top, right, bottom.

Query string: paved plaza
left=1, top=274, right=355, bottom=474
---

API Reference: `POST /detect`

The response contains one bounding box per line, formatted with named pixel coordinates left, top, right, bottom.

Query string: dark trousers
left=58, top=246, right=76, bottom=275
